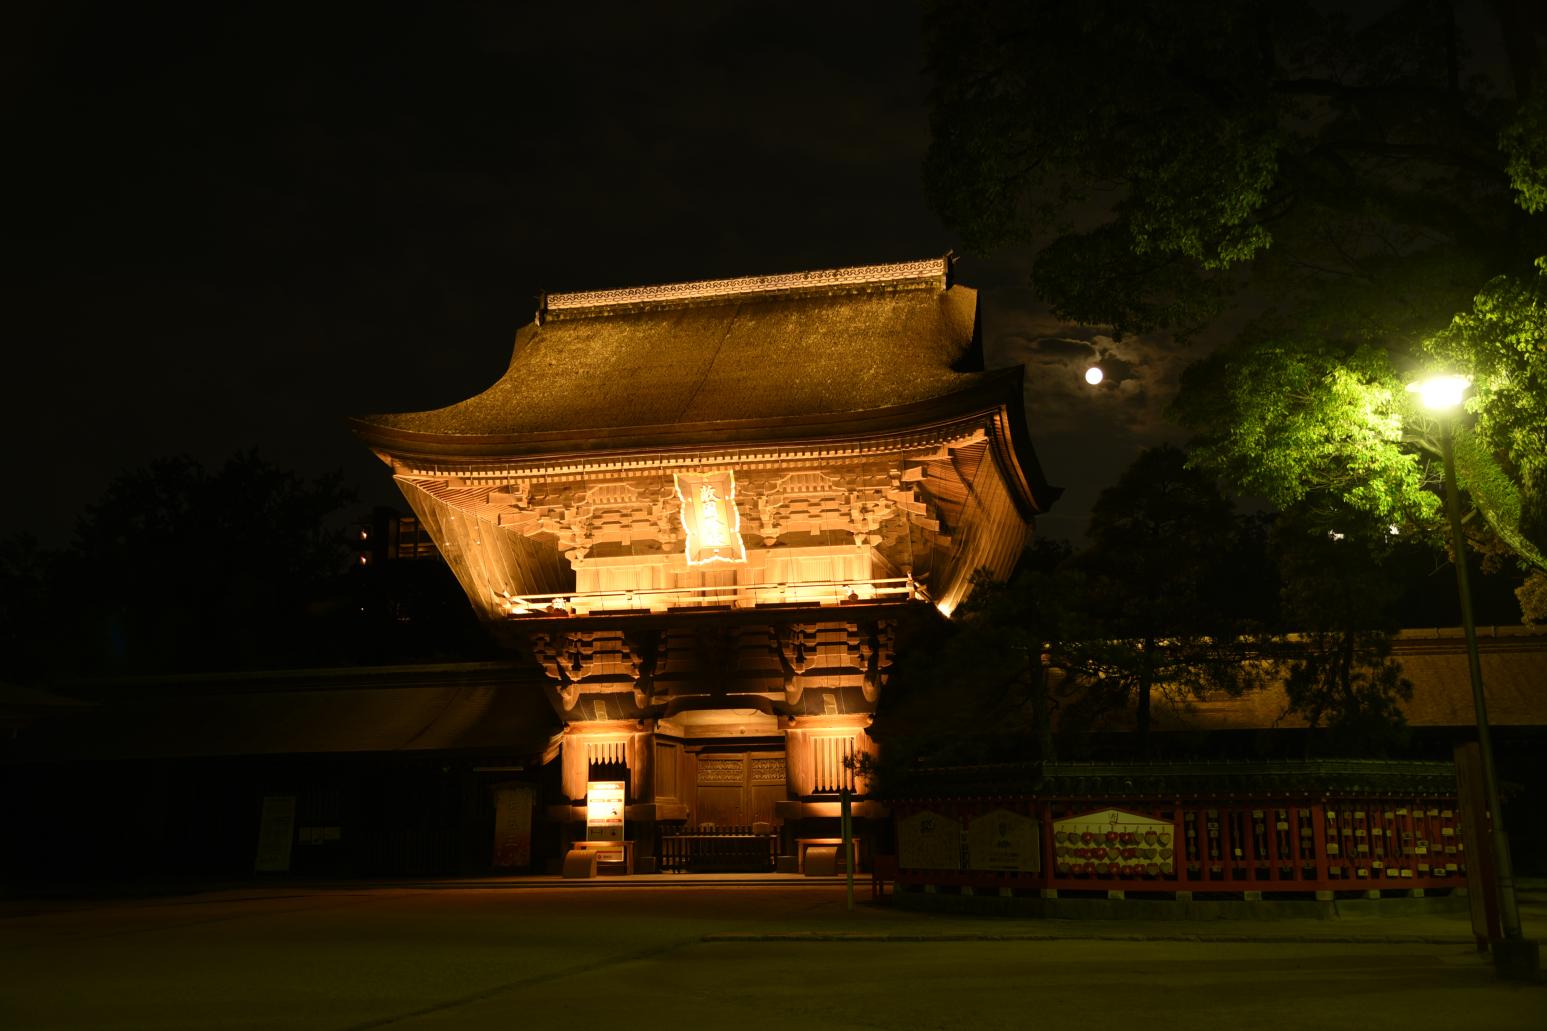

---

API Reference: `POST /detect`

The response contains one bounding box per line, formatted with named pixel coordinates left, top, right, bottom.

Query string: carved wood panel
left=750, top=757, right=787, bottom=785
left=697, top=758, right=745, bottom=785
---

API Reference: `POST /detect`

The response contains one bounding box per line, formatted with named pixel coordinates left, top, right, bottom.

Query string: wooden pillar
left=629, top=729, right=654, bottom=803
left=561, top=731, right=588, bottom=802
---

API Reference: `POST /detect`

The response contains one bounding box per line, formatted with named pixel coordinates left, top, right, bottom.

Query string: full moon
left=1084, top=366, right=1104, bottom=385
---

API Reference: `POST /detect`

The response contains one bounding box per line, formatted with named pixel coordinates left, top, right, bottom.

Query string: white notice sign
left=586, top=780, right=626, bottom=842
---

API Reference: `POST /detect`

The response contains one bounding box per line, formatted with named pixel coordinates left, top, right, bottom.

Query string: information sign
left=586, top=780, right=626, bottom=842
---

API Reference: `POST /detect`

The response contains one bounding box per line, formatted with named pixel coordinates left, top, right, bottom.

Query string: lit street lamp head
left=1407, top=373, right=1470, bottom=412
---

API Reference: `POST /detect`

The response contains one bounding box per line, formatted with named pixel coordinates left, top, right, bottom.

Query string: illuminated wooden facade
left=351, top=257, right=1059, bottom=861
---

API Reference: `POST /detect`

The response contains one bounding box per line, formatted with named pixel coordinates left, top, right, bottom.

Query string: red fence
left=889, top=795, right=1466, bottom=895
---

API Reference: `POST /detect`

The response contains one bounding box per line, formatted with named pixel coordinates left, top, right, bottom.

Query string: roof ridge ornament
left=543, top=256, right=950, bottom=318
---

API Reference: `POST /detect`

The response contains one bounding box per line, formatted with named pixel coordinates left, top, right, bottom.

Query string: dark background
left=5, top=1, right=1183, bottom=548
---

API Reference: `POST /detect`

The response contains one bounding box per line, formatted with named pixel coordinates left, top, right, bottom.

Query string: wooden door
left=692, top=751, right=787, bottom=827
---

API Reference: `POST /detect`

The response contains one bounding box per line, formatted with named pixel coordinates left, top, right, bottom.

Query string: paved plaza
left=2, top=878, right=1543, bottom=1030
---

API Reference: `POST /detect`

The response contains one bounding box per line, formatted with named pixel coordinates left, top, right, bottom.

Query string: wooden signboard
left=674, top=470, right=745, bottom=565
left=967, top=808, right=1041, bottom=872
left=1054, top=807, right=1174, bottom=878
left=491, top=782, right=535, bottom=868
left=897, top=810, right=962, bottom=870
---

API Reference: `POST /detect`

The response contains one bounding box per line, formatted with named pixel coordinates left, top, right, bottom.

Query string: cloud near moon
left=982, top=299, right=1205, bottom=441
left=963, top=259, right=1216, bottom=538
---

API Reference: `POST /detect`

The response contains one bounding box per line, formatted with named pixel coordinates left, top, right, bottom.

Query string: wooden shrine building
left=350, top=256, right=1061, bottom=869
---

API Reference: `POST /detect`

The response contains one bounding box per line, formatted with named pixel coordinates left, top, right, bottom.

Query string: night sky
left=7, top=2, right=1190, bottom=547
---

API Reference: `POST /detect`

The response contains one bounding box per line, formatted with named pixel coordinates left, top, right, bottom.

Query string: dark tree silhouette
left=1272, top=505, right=1414, bottom=756
left=1072, top=446, right=1271, bottom=753
left=926, top=0, right=1547, bottom=609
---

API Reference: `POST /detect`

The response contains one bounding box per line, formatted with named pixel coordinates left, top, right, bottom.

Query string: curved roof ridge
left=543, top=255, right=950, bottom=319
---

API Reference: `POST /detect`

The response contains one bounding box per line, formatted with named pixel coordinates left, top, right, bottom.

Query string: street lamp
left=1407, top=374, right=1532, bottom=971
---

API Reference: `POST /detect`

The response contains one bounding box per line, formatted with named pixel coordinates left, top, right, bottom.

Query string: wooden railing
left=497, top=575, right=925, bottom=617
left=657, top=825, right=779, bottom=873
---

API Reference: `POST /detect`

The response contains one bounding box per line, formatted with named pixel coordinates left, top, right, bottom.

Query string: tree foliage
left=926, top=0, right=1547, bottom=605
left=2, top=454, right=507, bottom=682
left=1068, top=446, right=1272, bottom=751
left=868, top=539, right=1083, bottom=784
left=76, top=452, right=357, bottom=672
left=0, top=534, right=72, bottom=685
left=1272, top=505, right=1414, bottom=756
left=1175, top=340, right=1438, bottom=531
left=4, top=452, right=360, bottom=678
left=1427, top=259, right=1547, bottom=544
left=926, top=0, right=1544, bottom=330
left=1430, top=256, right=1547, bottom=609
left=878, top=447, right=1278, bottom=768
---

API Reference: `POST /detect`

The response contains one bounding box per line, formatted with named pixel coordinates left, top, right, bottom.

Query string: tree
left=0, top=534, right=76, bottom=685
left=66, top=451, right=356, bottom=674
left=865, top=538, right=1085, bottom=788
left=1070, top=446, right=1272, bottom=753
left=1424, top=256, right=1547, bottom=614
left=1272, top=505, right=1414, bottom=756
left=1173, top=266, right=1547, bottom=584
left=925, top=0, right=1547, bottom=605
left=947, top=540, right=1086, bottom=764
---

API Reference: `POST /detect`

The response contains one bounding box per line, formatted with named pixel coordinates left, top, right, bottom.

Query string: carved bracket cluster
left=775, top=620, right=895, bottom=706
left=749, top=470, right=899, bottom=547
left=864, top=620, right=896, bottom=703
left=527, top=628, right=656, bottom=711
left=421, top=462, right=967, bottom=584
left=495, top=479, right=682, bottom=565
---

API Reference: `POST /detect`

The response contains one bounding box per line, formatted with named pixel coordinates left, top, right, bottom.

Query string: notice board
left=586, top=780, right=626, bottom=842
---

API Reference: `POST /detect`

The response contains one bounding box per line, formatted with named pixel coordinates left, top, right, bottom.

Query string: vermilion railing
left=888, top=793, right=1466, bottom=895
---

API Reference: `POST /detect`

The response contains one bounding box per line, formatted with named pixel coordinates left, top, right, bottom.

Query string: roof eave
left=350, top=370, right=1061, bottom=515
left=349, top=372, right=997, bottom=458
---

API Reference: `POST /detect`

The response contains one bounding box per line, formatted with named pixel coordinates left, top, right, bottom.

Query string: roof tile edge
left=543, top=256, right=951, bottom=318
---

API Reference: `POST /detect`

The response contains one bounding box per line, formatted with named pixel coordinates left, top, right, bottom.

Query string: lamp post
left=1408, top=374, right=1528, bottom=957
